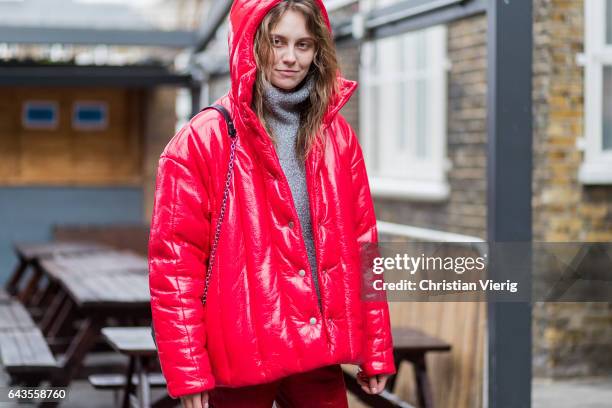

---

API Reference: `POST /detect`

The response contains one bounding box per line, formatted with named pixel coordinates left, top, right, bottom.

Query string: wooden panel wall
left=0, top=87, right=143, bottom=186
left=388, top=301, right=485, bottom=408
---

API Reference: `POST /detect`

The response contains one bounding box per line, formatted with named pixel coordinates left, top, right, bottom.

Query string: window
left=72, top=102, right=108, bottom=131
left=580, top=0, right=612, bottom=184
left=359, top=0, right=449, bottom=200
left=22, top=101, right=59, bottom=130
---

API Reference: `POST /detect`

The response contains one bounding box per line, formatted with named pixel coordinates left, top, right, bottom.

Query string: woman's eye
left=298, top=42, right=310, bottom=49
left=271, top=37, right=283, bottom=46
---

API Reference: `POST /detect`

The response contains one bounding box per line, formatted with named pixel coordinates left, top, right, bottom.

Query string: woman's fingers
left=358, top=380, right=371, bottom=394
left=356, top=371, right=394, bottom=394
left=356, top=376, right=369, bottom=394
left=181, top=392, right=205, bottom=408
left=356, top=372, right=370, bottom=394
left=181, top=396, right=192, bottom=408
left=369, top=375, right=379, bottom=394
left=193, top=393, right=204, bottom=408
left=355, top=373, right=381, bottom=394
left=378, top=375, right=388, bottom=392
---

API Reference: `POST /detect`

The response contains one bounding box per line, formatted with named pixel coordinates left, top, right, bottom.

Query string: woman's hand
left=356, top=371, right=391, bottom=395
left=180, top=391, right=209, bottom=408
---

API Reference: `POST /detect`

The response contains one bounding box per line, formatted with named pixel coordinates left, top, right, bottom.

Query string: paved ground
left=347, top=377, right=612, bottom=408
left=532, top=377, right=612, bottom=408
left=0, top=379, right=169, bottom=407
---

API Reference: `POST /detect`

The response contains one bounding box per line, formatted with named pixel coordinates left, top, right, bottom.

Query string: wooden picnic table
left=390, top=327, right=451, bottom=408
left=344, top=327, right=451, bottom=408
left=42, top=251, right=148, bottom=278
left=0, top=300, right=58, bottom=385
left=36, top=251, right=148, bottom=343
left=28, top=251, right=152, bottom=408
left=100, top=327, right=174, bottom=408
left=6, top=241, right=110, bottom=305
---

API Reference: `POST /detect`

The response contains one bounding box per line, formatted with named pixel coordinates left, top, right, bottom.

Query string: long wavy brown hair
left=252, top=0, right=339, bottom=165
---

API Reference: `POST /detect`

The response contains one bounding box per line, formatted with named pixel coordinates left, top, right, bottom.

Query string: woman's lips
left=277, top=70, right=299, bottom=77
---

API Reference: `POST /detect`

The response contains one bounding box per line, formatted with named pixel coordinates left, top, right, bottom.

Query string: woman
left=148, top=1, right=396, bottom=407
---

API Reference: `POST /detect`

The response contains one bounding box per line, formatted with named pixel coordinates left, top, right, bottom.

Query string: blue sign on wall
left=73, top=102, right=108, bottom=130
left=22, top=101, right=59, bottom=130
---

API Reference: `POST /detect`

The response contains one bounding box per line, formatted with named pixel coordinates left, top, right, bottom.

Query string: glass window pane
left=603, top=66, right=612, bottom=150
left=371, top=84, right=380, bottom=171
left=398, top=81, right=407, bottom=149
left=379, top=35, right=396, bottom=72
left=402, top=34, right=416, bottom=72
left=397, top=37, right=405, bottom=74
left=373, top=41, right=380, bottom=75
left=358, top=11, right=446, bottom=181
left=415, top=31, right=427, bottom=71
left=415, top=79, right=428, bottom=157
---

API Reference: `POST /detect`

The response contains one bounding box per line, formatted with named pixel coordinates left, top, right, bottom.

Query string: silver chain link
left=201, top=126, right=238, bottom=306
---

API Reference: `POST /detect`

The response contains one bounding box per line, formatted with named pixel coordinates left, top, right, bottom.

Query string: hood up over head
left=227, top=0, right=357, bottom=130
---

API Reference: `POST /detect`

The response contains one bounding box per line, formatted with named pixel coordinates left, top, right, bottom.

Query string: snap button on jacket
left=148, top=0, right=396, bottom=399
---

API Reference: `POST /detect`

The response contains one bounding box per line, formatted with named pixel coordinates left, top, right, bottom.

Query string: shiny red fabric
left=209, top=364, right=348, bottom=408
left=148, top=0, right=396, bottom=399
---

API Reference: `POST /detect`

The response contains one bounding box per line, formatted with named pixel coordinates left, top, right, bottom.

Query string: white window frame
left=359, top=21, right=450, bottom=201
left=579, top=0, right=612, bottom=184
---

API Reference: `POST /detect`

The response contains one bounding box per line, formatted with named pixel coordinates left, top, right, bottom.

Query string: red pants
left=209, top=364, right=349, bottom=408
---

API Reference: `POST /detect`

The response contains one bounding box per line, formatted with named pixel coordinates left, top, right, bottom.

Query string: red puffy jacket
left=148, top=0, right=396, bottom=399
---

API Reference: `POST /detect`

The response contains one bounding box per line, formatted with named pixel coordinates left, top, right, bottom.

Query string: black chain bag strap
left=151, top=104, right=238, bottom=348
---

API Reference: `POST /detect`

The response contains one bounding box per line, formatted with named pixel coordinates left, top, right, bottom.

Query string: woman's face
left=268, top=10, right=316, bottom=91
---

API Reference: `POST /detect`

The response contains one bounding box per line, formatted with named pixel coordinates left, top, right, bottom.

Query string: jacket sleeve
left=148, top=125, right=216, bottom=398
left=345, top=121, right=397, bottom=378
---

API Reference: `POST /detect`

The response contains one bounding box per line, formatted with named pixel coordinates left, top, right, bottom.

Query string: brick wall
left=532, top=0, right=612, bottom=377
left=352, top=14, right=489, bottom=240
left=324, top=3, right=361, bottom=132
left=336, top=40, right=360, bottom=133
left=334, top=0, right=612, bottom=379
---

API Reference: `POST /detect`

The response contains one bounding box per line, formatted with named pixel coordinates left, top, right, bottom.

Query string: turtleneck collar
left=262, top=74, right=314, bottom=125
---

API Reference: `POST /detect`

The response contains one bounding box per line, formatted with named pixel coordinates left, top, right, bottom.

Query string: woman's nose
left=282, top=47, right=297, bottom=65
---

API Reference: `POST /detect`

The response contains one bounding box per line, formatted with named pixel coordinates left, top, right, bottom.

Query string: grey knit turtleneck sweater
left=262, top=75, right=322, bottom=310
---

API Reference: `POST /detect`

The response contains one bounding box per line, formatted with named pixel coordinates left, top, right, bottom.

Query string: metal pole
left=486, top=0, right=533, bottom=407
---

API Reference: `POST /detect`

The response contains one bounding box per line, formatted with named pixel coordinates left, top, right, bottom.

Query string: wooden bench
left=0, top=301, right=57, bottom=385
left=89, top=373, right=166, bottom=408
left=344, top=327, right=451, bottom=408
left=89, top=373, right=166, bottom=389
left=0, top=300, right=37, bottom=330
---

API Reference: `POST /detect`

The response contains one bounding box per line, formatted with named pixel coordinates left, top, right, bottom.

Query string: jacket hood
left=227, top=0, right=357, bottom=128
